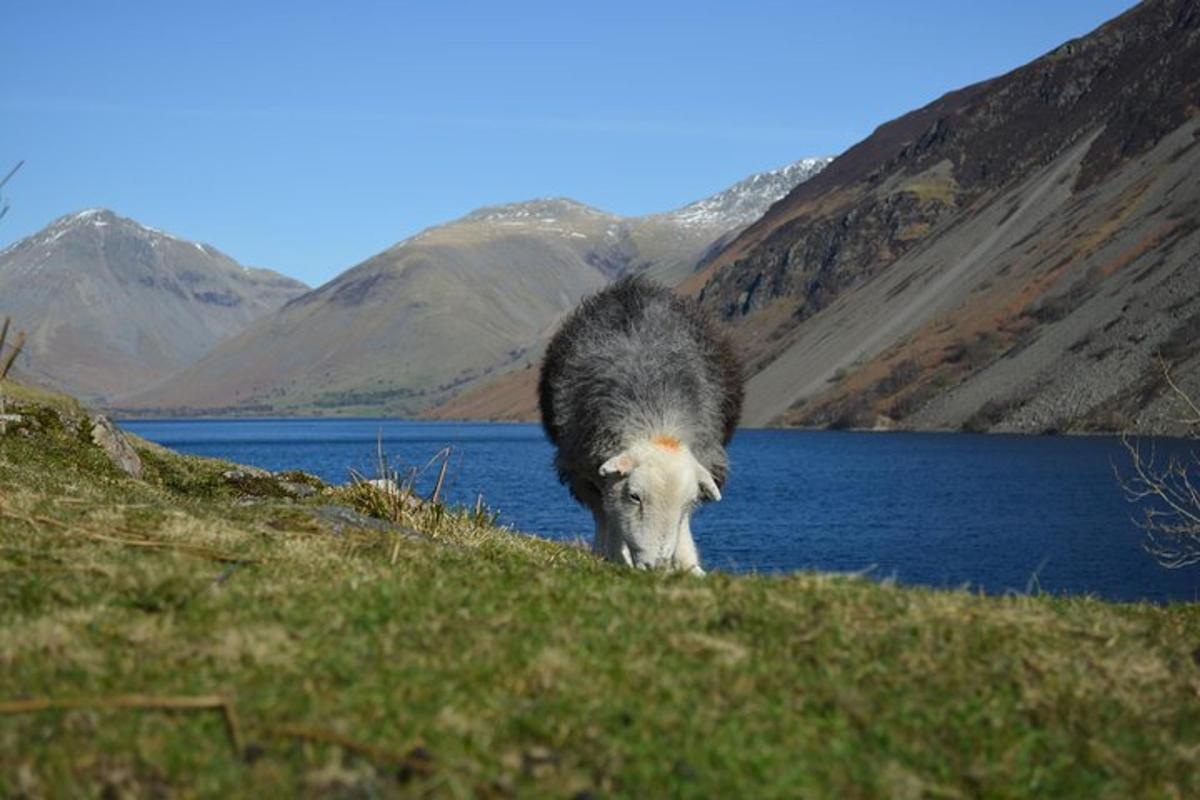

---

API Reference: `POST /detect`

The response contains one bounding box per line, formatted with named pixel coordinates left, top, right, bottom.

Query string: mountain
left=623, top=158, right=831, bottom=285
left=125, top=158, right=829, bottom=416
left=0, top=209, right=307, bottom=402
left=681, top=0, right=1200, bottom=434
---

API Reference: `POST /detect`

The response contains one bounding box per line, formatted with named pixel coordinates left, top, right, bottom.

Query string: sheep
left=538, top=275, right=743, bottom=574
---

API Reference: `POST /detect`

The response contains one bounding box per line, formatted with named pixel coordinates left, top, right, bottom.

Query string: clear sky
left=1, top=0, right=1135, bottom=286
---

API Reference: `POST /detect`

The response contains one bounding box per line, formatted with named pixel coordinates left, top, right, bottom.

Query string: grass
left=900, top=172, right=959, bottom=206
left=2, top=383, right=1200, bottom=796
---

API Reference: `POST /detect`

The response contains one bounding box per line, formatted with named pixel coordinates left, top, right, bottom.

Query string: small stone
left=242, top=743, right=266, bottom=764
left=90, top=414, right=143, bottom=478
left=221, top=467, right=271, bottom=481
left=276, top=480, right=316, bottom=499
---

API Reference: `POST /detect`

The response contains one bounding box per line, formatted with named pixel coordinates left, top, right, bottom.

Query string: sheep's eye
left=628, top=492, right=643, bottom=505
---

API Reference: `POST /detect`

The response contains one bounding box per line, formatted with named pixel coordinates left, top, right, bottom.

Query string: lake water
left=120, top=418, right=1200, bottom=604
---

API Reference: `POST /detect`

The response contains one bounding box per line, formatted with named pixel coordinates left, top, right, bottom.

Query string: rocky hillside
left=0, top=210, right=307, bottom=403
left=684, top=0, right=1200, bottom=434
left=125, top=159, right=828, bottom=417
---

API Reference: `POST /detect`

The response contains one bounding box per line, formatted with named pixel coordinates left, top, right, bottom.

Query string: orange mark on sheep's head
left=651, top=434, right=681, bottom=452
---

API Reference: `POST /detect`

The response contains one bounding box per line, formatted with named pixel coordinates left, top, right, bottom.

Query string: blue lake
left=120, top=418, right=1200, bottom=604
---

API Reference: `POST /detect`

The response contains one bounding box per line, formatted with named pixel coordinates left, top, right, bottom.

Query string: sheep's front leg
left=674, top=517, right=705, bottom=576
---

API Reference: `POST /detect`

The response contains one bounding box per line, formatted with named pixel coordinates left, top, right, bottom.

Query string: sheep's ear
left=697, top=465, right=722, bottom=502
left=599, top=452, right=634, bottom=478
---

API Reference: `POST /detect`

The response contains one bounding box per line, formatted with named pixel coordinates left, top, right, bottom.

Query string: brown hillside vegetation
left=424, top=364, right=540, bottom=422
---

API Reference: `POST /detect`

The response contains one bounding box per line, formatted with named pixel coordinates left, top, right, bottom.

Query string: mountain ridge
left=0, top=209, right=308, bottom=402
left=123, top=157, right=830, bottom=416
left=689, top=0, right=1200, bottom=433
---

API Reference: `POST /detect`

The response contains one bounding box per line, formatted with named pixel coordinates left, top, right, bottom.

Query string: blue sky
left=2, top=1, right=1135, bottom=286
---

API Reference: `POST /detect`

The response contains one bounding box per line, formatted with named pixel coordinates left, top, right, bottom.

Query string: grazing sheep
left=539, top=275, right=743, bottom=574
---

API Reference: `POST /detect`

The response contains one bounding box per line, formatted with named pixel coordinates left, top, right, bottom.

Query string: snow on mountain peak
left=465, top=197, right=613, bottom=224
left=0, top=208, right=227, bottom=266
left=663, top=156, right=833, bottom=229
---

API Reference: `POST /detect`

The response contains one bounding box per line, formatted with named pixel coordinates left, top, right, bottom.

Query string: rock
left=90, top=414, right=143, bottom=478
left=222, top=468, right=324, bottom=499
left=222, top=467, right=271, bottom=481
left=307, top=505, right=423, bottom=538
left=275, top=480, right=317, bottom=499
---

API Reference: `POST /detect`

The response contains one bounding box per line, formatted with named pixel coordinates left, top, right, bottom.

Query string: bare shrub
left=945, top=332, right=1003, bottom=371
left=875, top=358, right=920, bottom=397
left=1158, top=313, right=1200, bottom=363
left=1116, top=360, right=1200, bottom=569
left=1087, top=407, right=1135, bottom=433
left=1, top=316, right=28, bottom=434
left=889, top=382, right=941, bottom=420
left=827, top=395, right=875, bottom=430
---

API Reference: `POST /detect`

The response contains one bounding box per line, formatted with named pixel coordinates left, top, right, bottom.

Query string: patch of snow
left=661, top=156, right=833, bottom=229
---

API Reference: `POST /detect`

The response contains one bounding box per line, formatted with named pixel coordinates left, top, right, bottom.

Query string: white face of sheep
left=597, top=436, right=721, bottom=571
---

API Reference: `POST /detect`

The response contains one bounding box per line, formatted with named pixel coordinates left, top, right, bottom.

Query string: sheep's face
left=598, top=437, right=720, bottom=570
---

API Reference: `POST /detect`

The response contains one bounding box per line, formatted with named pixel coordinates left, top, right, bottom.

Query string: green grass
left=2, top=383, right=1199, bottom=797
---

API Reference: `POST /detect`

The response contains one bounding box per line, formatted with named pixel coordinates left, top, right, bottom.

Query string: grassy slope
left=1, top=384, right=1198, bottom=797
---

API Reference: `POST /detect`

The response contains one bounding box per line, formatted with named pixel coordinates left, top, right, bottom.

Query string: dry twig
left=0, top=316, right=26, bottom=381
left=0, top=694, right=244, bottom=754
left=1158, top=356, right=1200, bottom=430
left=83, top=531, right=260, bottom=564
left=266, top=723, right=432, bottom=774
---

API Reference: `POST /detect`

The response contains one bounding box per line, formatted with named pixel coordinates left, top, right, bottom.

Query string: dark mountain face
left=672, top=0, right=1200, bottom=433
left=695, top=0, right=1200, bottom=332
left=0, top=209, right=308, bottom=401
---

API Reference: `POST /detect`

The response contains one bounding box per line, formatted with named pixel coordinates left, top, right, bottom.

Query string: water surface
left=121, top=418, right=1200, bottom=603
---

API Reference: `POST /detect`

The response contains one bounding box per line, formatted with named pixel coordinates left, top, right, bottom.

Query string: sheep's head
left=597, top=435, right=720, bottom=570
